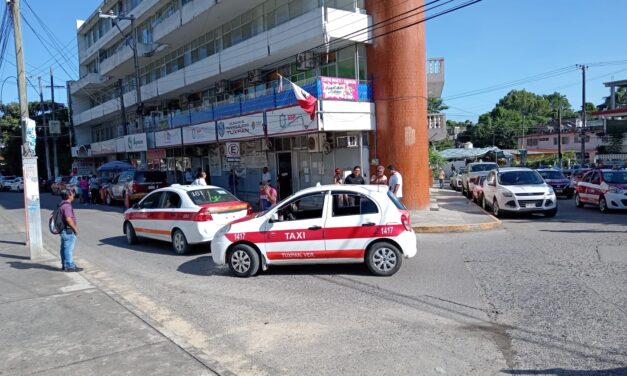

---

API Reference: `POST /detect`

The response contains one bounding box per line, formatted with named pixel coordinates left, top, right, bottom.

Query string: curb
left=412, top=204, right=503, bottom=233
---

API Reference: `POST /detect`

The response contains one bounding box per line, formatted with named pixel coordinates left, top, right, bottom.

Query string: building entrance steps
left=410, top=188, right=502, bottom=233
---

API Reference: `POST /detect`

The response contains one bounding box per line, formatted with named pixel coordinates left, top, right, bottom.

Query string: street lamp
left=98, top=9, right=143, bottom=135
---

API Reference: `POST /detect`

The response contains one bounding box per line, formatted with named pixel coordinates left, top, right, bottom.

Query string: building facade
left=70, top=0, right=429, bottom=207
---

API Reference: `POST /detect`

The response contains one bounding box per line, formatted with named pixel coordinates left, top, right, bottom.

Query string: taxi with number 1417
left=123, top=184, right=251, bottom=254
left=211, top=185, right=418, bottom=277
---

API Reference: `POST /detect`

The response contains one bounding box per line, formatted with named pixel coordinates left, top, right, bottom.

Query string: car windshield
left=538, top=170, right=565, bottom=180
left=135, top=171, right=166, bottom=183
left=498, top=170, right=544, bottom=185
left=603, top=171, right=627, bottom=184
left=187, top=188, right=239, bottom=205
left=471, top=163, right=498, bottom=172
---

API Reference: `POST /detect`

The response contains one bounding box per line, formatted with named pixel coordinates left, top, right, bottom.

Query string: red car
left=575, top=169, right=627, bottom=212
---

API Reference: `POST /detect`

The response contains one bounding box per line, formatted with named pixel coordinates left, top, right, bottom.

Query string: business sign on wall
left=266, top=105, right=318, bottom=136
left=216, top=113, right=264, bottom=141
left=320, top=76, right=358, bottom=101
left=101, top=139, right=117, bottom=154
left=147, top=148, right=166, bottom=160
left=116, top=137, right=126, bottom=153
left=155, top=128, right=182, bottom=148
left=182, top=122, right=217, bottom=145
left=125, top=133, right=148, bottom=152
left=90, top=142, right=103, bottom=155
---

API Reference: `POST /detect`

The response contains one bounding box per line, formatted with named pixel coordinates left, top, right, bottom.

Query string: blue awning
left=97, top=161, right=134, bottom=172
left=438, top=147, right=513, bottom=160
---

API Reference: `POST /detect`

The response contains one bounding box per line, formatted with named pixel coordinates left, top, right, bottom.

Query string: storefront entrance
left=276, top=152, right=293, bottom=200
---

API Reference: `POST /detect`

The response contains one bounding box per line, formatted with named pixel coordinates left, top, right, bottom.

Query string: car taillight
left=194, top=207, right=213, bottom=222
left=401, top=211, right=411, bottom=231
left=246, top=203, right=253, bottom=215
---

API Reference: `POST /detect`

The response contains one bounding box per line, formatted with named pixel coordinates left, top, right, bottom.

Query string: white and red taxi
left=123, top=184, right=251, bottom=254
left=575, top=169, right=627, bottom=213
left=211, top=185, right=418, bottom=277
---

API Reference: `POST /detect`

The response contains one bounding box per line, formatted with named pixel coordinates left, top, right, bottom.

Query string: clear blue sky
left=1, top=0, right=626, bottom=123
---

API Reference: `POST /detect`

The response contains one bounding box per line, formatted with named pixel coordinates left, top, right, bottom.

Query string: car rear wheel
left=482, top=196, right=488, bottom=210
left=575, top=194, right=584, bottom=208
left=172, top=229, right=191, bottom=255
left=125, top=222, right=138, bottom=245
left=599, top=196, right=610, bottom=213
left=366, top=242, right=402, bottom=276
left=228, top=244, right=260, bottom=278
left=105, top=192, right=113, bottom=206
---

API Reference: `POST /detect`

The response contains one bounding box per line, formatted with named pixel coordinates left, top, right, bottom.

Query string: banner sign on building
left=216, top=113, right=264, bottom=141
left=101, top=139, right=116, bottom=154
left=266, top=105, right=318, bottom=136
left=147, top=148, right=166, bottom=160
left=90, top=142, right=102, bottom=155
left=225, top=141, right=241, bottom=162
left=320, top=76, right=358, bottom=101
left=125, top=133, right=148, bottom=152
left=183, top=122, right=217, bottom=145
left=155, top=128, right=182, bottom=148
left=116, top=137, right=126, bottom=153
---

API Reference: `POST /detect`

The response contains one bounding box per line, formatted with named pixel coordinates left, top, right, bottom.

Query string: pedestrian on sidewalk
left=370, top=165, right=388, bottom=185
left=89, top=175, right=99, bottom=204
left=387, top=165, right=403, bottom=202
left=192, top=171, right=207, bottom=186
left=438, top=168, right=446, bottom=189
left=261, top=167, right=272, bottom=185
left=58, top=190, right=82, bottom=272
left=184, top=168, right=194, bottom=185
left=344, top=166, right=365, bottom=185
left=79, top=176, right=89, bottom=205
left=259, top=182, right=278, bottom=211
left=333, top=168, right=344, bottom=185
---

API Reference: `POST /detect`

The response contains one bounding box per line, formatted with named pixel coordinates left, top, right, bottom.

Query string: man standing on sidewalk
left=58, top=190, right=82, bottom=272
left=387, top=165, right=403, bottom=202
left=438, top=168, right=446, bottom=189
left=344, top=166, right=365, bottom=185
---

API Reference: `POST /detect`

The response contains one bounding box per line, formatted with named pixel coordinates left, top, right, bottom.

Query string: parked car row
left=0, top=176, right=23, bottom=192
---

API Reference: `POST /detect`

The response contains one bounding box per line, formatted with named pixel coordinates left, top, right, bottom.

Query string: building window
left=526, top=138, right=538, bottom=147
left=562, top=136, right=569, bottom=145
left=553, top=137, right=558, bottom=145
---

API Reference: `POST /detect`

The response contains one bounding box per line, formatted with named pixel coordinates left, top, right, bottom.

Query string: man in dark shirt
left=344, top=166, right=365, bottom=185
left=59, top=190, right=82, bottom=272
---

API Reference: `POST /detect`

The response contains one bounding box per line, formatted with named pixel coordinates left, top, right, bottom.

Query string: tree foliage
left=427, top=97, right=448, bottom=113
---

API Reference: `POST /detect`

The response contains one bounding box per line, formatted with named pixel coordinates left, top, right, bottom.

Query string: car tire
left=575, top=194, right=584, bottom=208
left=599, top=196, right=610, bottom=214
left=172, top=229, right=191, bottom=255
left=366, top=242, right=403, bottom=277
left=105, top=193, right=113, bottom=206
left=482, top=196, right=488, bottom=210
left=228, top=244, right=260, bottom=278
left=544, top=207, right=558, bottom=217
left=492, top=199, right=501, bottom=218
left=125, top=221, right=138, bottom=245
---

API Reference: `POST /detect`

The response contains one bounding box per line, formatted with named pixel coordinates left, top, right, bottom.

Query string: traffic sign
left=49, top=120, right=61, bottom=134
left=225, top=141, right=240, bottom=162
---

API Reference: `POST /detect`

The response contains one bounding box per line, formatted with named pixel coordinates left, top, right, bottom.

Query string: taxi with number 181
left=211, top=185, right=418, bottom=277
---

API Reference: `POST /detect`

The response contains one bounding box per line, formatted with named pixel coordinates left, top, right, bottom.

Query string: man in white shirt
left=261, top=167, right=272, bottom=185
left=191, top=171, right=207, bottom=186
left=387, top=164, right=403, bottom=201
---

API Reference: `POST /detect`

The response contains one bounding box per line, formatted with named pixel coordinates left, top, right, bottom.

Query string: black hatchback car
left=536, top=169, right=574, bottom=198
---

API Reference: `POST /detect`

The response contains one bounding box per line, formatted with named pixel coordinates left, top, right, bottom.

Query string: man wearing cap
left=387, top=165, right=403, bottom=201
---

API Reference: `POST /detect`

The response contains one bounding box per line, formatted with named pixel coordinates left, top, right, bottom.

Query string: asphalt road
left=0, top=191, right=625, bottom=375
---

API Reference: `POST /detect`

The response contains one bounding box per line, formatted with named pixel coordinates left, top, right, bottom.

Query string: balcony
left=427, top=58, right=445, bottom=99
left=428, top=113, right=447, bottom=141
left=69, top=73, right=109, bottom=95
left=99, top=42, right=153, bottom=77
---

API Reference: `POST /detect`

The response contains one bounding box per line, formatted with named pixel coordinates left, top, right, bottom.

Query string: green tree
left=543, top=92, right=577, bottom=118
left=428, top=147, right=447, bottom=171
left=603, top=87, right=627, bottom=108
left=428, top=97, right=448, bottom=113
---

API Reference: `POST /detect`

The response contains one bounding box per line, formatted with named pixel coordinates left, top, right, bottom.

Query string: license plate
left=525, top=203, right=536, bottom=208
left=148, top=185, right=155, bottom=189
left=555, top=189, right=562, bottom=193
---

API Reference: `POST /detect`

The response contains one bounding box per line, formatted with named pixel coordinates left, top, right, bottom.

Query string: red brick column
left=366, top=0, right=430, bottom=210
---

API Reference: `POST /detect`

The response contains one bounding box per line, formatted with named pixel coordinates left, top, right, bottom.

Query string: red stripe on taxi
left=224, top=224, right=405, bottom=243
left=266, top=249, right=365, bottom=260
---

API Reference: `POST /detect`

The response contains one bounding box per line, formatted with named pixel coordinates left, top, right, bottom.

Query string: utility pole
left=557, top=107, right=563, bottom=169
left=8, top=0, right=44, bottom=259
left=38, top=77, right=52, bottom=179
left=118, top=78, right=127, bottom=136
left=577, top=64, right=588, bottom=166
left=47, top=67, right=64, bottom=178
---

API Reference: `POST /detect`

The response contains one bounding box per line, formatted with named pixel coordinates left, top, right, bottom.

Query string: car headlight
left=546, top=187, right=555, bottom=195
left=608, top=186, right=624, bottom=194
left=499, top=189, right=513, bottom=197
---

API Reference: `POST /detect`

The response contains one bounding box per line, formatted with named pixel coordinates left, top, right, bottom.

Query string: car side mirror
left=132, top=203, right=139, bottom=209
left=488, top=181, right=496, bottom=187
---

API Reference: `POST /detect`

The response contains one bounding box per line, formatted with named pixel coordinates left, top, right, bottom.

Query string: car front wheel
left=492, top=199, right=501, bottom=217
left=575, top=194, right=584, bottom=208
left=599, top=196, right=610, bottom=213
left=172, top=229, right=191, bottom=254
left=105, top=193, right=113, bottom=205
left=125, top=221, right=138, bottom=245
left=366, top=242, right=402, bottom=276
left=228, top=244, right=260, bottom=278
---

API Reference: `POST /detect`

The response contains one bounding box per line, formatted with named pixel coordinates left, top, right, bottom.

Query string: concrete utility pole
left=557, top=107, right=563, bottom=169
left=577, top=64, right=588, bottom=165
left=8, top=0, right=44, bottom=259
left=38, top=77, right=52, bottom=179
left=47, top=67, right=64, bottom=178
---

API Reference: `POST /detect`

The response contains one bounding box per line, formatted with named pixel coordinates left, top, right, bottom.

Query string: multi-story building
left=426, top=57, right=446, bottom=141
left=69, top=0, right=430, bottom=204
left=591, top=78, right=627, bottom=161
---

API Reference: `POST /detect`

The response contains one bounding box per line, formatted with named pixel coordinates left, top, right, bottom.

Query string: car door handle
left=308, top=225, right=322, bottom=230
left=362, top=222, right=376, bottom=227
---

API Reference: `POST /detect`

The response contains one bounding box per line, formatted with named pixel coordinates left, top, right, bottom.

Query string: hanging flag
left=290, top=81, right=317, bottom=120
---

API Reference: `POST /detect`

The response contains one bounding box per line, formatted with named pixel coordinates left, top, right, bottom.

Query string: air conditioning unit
left=247, top=69, right=263, bottom=83
left=336, top=135, right=359, bottom=148
left=308, top=133, right=326, bottom=153
left=215, top=80, right=229, bottom=94
left=296, top=52, right=315, bottom=71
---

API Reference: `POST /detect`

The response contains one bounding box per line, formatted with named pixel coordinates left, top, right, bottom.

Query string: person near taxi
left=388, top=164, right=403, bottom=201
left=192, top=171, right=207, bottom=186
left=58, top=190, right=82, bottom=272
left=261, top=167, right=272, bottom=185
left=438, top=168, right=446, bottom=189
left=333, top=168, right=344, bottom=184
left=79, top=176, right=89, bottom=205
left=89, top=175, right=99, bottom=204
left=185, top=168, right=194, bottom=184
left=370, top=165, right=388, bottom=185
left=344, top=166, right=365, bottom=185
left=259, top=182, right=278, bottom=211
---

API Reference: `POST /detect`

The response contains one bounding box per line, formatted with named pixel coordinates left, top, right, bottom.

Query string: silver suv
left=461, top=162, right=498, bottom=198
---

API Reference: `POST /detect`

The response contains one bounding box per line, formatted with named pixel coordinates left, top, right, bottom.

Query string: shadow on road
left=98, top=236, right=208, bottom=256
left=6, top=261, right=61, bottom=272
left=0, top=240, right=26, bottom=246
left=177, top=255, right=230, bottom=276
left=500, top=366, right=627, bottom=375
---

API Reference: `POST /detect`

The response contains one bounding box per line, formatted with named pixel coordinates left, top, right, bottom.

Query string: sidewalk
left=411, top=187, right=502, bottom=233
left=0, top=215, right=214, bottom=375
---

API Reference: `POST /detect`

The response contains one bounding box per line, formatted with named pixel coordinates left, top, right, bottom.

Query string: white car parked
left=482, top=168, right=557, bottom=217
left=123, top=184, right=252, bottom=254
left=211, top=185, right=418, bottom=277
left=9, top=177, right=24, bottom=192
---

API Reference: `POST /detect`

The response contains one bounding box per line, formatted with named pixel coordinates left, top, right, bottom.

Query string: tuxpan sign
left=217, top=113, right=264, bottom=141
left=183, top=122, right=217, bottom=145
left=266, top=105, right=318, bottom=136
left=124, top=133, right=147, bottom=152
